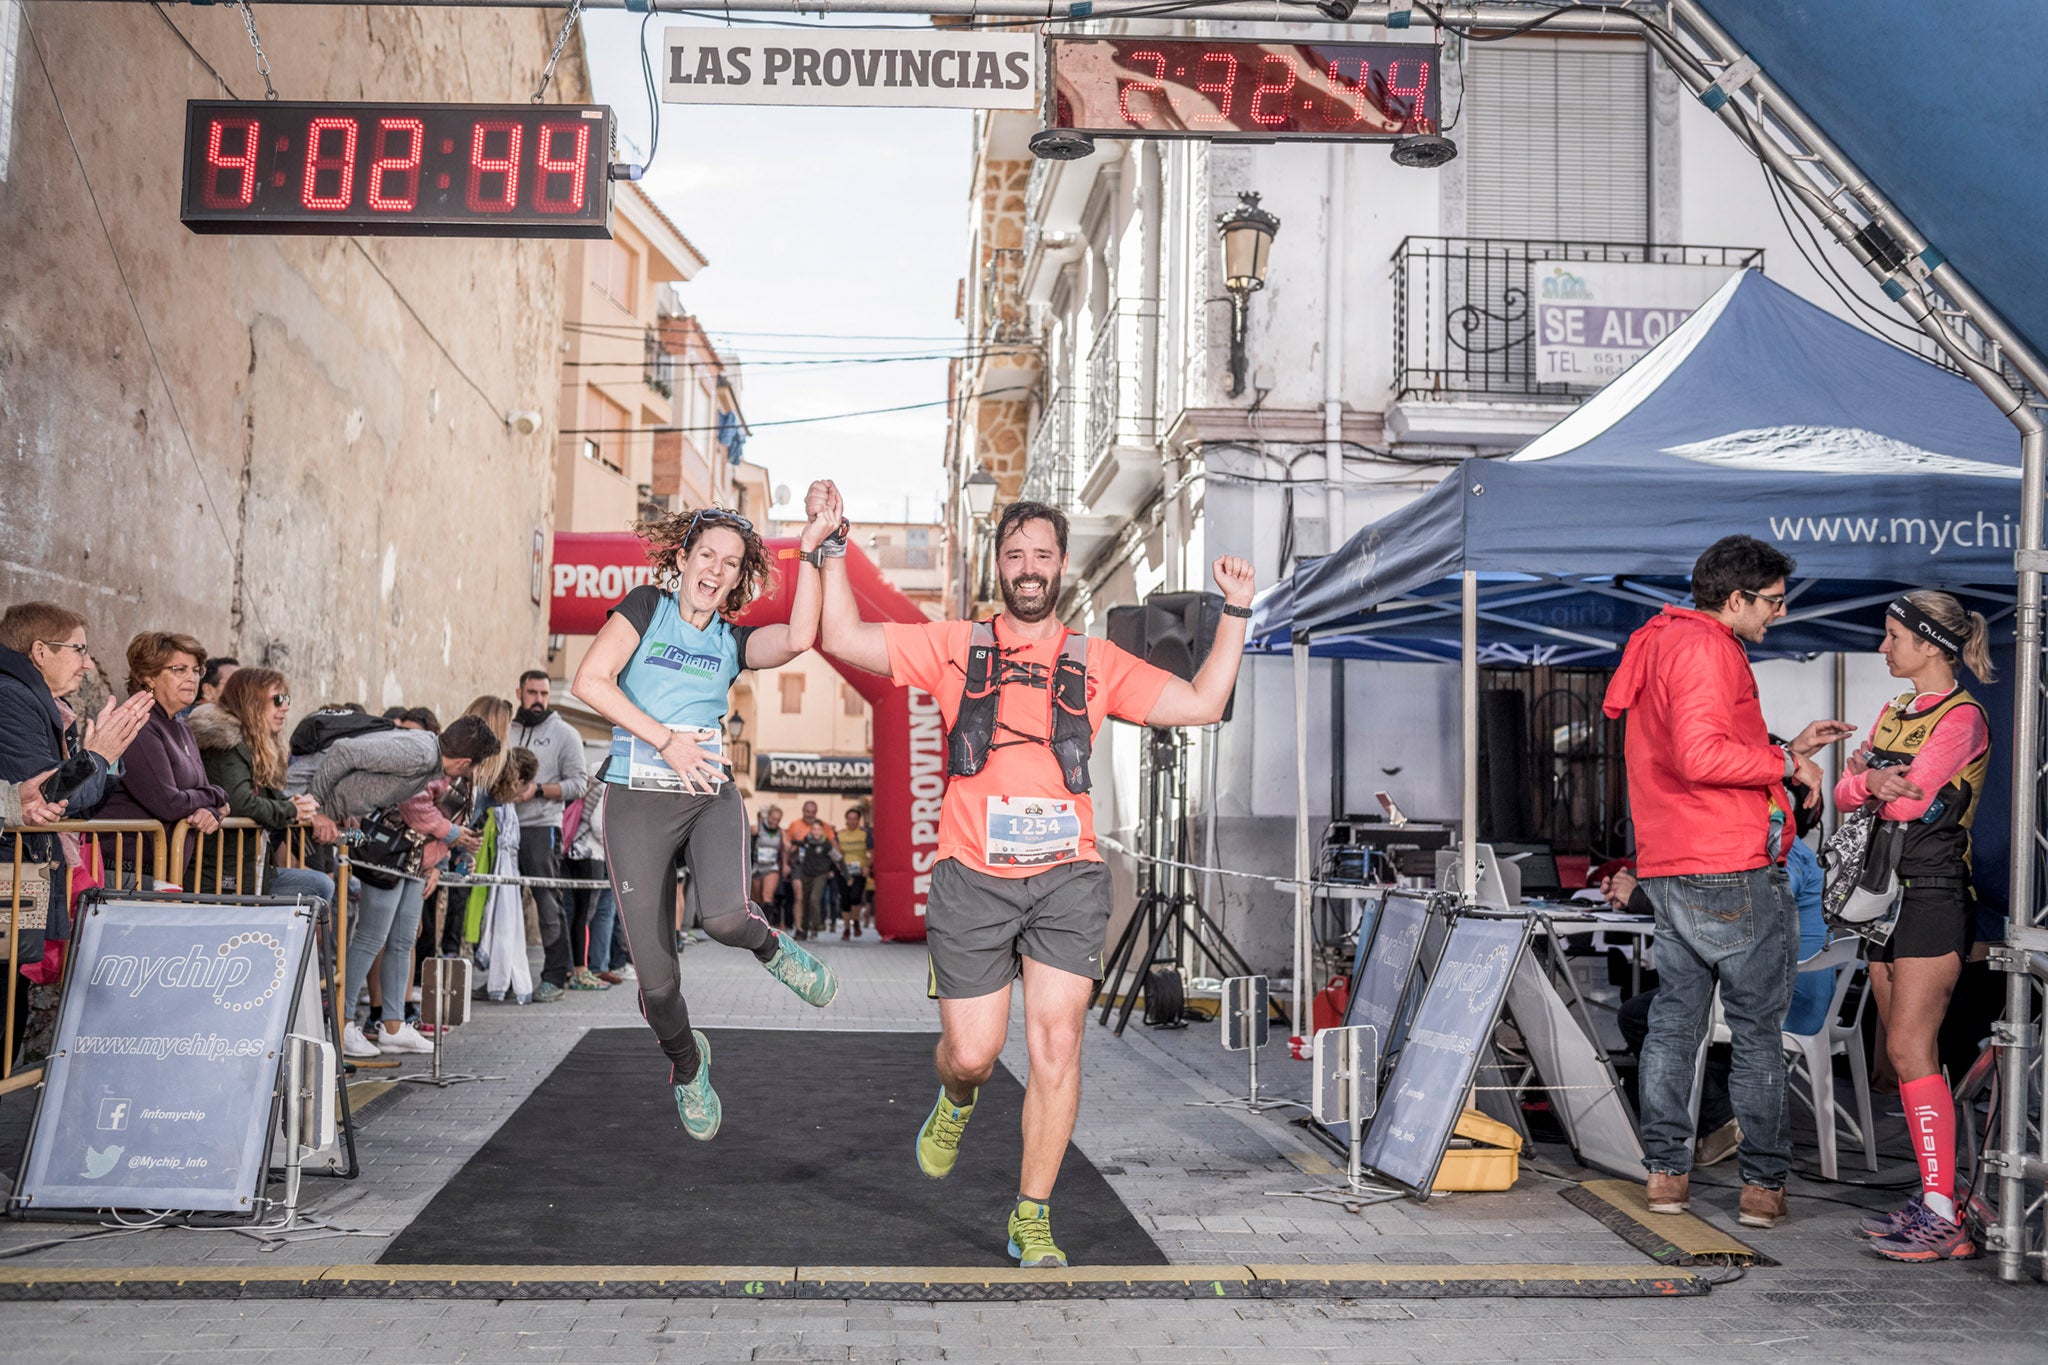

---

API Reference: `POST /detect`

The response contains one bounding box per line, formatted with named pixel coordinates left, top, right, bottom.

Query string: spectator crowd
left=0, top=601, right=871, bottom=1070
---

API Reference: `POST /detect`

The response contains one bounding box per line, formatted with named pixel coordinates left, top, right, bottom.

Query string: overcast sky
left=580, top=12, right=968, bottom=524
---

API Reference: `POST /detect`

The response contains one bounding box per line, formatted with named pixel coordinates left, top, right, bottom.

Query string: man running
left=819, top=491, right=1254, bottom=1267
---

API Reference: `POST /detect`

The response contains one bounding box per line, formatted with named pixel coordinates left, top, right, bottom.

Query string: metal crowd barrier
left=1, top=818, right=170, bottom=1094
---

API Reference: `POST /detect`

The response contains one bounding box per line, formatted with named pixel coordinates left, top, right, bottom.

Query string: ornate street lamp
left=964, top=462, right=1000, bottom=520
left=1217, top=192, right=1281, bottom=399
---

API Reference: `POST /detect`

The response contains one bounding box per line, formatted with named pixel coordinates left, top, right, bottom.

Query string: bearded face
left=995, top=516, right=1066, bottom=624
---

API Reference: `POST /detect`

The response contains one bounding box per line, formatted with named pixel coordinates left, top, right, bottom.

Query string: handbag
left=350, top=807, right=426, bottom=891
left=1821, top=803, right=1905, bottom=941
left=0, top=857, right=55, bottom=946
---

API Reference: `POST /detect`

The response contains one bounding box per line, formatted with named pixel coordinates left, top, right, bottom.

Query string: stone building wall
left=0, top=4, right=587, bottom=714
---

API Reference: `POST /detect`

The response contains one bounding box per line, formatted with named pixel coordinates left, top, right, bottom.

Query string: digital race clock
left=180, top=101, right=614, bottom=238
left=1048, top=37, right=1439, bottom=142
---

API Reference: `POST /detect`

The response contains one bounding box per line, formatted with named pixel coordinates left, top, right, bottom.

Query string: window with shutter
left=1465, top=41, right=1648, bottom=243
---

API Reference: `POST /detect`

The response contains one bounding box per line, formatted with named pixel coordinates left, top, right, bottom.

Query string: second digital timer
left=1050, top=36, right=1439, bottom=142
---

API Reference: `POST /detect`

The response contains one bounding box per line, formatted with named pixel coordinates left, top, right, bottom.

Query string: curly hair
left=632, top=507, right=774, bottom=618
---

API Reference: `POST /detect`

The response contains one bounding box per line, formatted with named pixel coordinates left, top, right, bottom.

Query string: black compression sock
left=661, top=1029, right=703, bottom=1085
left=753, top=933, right=782, bottom=965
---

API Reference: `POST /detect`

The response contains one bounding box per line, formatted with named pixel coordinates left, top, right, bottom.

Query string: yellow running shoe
left=1007, top=1198, right=1067, bottom=1269
left=914, top=1086, right=976, bottom=1178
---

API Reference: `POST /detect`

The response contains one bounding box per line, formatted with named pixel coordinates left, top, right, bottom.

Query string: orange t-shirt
left=883, top=617, right=1173, bottom=879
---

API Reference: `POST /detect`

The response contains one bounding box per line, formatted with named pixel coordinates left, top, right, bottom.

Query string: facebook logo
left=96, top=1098, right=131, bottom=1132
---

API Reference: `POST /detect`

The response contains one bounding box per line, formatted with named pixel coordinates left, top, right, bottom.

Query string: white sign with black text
left=663, top=28, right=1038, bottom=110
left=1533, top=261, right=1737, bottom=387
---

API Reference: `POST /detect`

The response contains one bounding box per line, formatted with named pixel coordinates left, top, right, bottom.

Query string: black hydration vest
left=946, top=620, right=1094, bottom=794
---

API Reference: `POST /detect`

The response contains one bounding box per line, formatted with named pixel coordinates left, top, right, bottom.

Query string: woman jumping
left=1834, top=590, right=1995, bottom=1261
left=573, top=483, right=844, bottom=1139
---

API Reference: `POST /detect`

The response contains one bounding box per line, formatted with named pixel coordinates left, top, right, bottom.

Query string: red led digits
left=1188, top=50, right=1238, bottom=125
left=202, top=117, right=259, bottom=209
left=366, top=117, right=424, bottom=212
left=1248, top=53, right=1298, bottom=129
left=533, top=122, right=591, bottom=213
left=1387, top=59, right=1433, bottom=129
left=1119, top=49, right=1169, bottom=127
left=301, top=116, right=358, bottom=211
left=466, top=120, right=523, bottom=213
left=1325, top=58, right=1369, bottom=127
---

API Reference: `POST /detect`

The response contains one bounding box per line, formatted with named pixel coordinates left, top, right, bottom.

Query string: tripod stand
left=1096, top=727, right=1254, bottom=1035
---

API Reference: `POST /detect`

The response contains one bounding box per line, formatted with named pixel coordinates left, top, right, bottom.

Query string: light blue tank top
left=605, top=591, right=742, bottom=787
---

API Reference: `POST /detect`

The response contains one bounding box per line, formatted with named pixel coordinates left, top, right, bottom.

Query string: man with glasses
left=1602, top=535, right=1855, bottom=1231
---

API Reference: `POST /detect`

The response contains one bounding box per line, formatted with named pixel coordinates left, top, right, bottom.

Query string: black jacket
left=0, top=646, right=108, bottom=962
left=0, top=646, right=109, bottom=816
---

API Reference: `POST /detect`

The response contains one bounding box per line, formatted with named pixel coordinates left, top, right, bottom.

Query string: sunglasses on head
left=685, top=507, right=753, bottom=539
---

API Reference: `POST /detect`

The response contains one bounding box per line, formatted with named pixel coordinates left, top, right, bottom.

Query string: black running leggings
left=600, top=782, right=775, bottom=1069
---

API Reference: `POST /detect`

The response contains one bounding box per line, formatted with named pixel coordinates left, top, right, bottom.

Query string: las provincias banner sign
left=663, top=27, right=1036, bottom=110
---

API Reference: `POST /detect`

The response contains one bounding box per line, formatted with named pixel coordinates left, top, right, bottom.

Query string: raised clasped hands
left=799, top=479, right=845, bottom=553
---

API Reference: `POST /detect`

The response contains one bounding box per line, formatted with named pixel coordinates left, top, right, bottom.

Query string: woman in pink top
left=1833, top=591, right=1994, bottom=1262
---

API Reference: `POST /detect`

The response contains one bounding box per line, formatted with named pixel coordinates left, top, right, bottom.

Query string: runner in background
left=835, top=806, right=871, bottom=940
left=572, top=483, right=844, bottom=1141
left=750, top=802, right=787, bottom=931
left=819, top=493, right=1256, bottom=1268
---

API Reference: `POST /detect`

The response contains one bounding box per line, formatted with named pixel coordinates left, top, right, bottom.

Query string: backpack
left=290, top=709, right=395, bottom=758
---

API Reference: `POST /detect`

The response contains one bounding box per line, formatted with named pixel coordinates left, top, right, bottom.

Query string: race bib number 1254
left=983, top=796, right=1082, bottom=868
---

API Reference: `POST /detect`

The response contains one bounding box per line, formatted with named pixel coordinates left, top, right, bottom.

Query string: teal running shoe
left=764, top=931, right=838, bottom=1007
left=673, top=1030, right=720, bottom=1141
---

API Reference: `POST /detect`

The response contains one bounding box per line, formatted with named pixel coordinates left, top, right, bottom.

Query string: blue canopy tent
left=1251, top=269, right=2023, bottom=1035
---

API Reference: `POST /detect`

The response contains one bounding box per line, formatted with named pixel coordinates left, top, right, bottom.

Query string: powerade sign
left=755, top=752, right=874, bottom=794
left=15, top=900, right=313, bottom=1215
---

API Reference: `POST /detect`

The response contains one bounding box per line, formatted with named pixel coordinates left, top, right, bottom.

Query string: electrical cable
left=1419, top=2, right=1944, bottom=361
left=23, top=6, right=272, bottom=644
left=559, top=385, right=1032, bottom=435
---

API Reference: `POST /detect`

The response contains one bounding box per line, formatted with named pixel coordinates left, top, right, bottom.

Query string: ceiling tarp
left=1697, top=0, right=2048, bottom=365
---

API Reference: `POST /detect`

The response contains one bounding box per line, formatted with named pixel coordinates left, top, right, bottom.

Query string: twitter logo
left=82, top=1144, right=123, bottom=1179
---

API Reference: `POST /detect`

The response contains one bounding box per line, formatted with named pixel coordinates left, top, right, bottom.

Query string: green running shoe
left=915, top=1086, right=976, bottom=1179
left=764, top=932, right=838, bottom=1007
left=672, top=1031, right=720, bottom=1141
left=1006, top=1199, right=1067, bottom=1269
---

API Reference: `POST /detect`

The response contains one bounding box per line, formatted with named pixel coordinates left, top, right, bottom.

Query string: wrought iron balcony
left=979, top=247, right=1032, bottom=345
left=1082, top=299, right=1160, bottom=481
left=1021, top=387, right=1078, bottom=511
left=1392, top=237, right=1763, bottom=403
left=643, top=328, right=675, bottom=399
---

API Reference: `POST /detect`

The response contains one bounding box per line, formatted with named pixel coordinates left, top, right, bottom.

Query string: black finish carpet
left=379, top=1027, right=1166, bottom=1267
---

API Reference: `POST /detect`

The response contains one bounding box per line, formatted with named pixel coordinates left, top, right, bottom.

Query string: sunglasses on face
left=271, top=693, right=291, bottom=709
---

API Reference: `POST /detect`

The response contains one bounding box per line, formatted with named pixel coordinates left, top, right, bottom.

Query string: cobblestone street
left=1, top=934, right=2043, bottom=1361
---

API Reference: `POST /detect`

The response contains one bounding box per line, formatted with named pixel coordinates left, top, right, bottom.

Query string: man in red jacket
left=1603, top=535, right=1854, bottom=1230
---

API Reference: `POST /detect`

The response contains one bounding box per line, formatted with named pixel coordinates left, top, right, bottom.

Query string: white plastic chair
left=1703, top=936, right=1875, bottom=1179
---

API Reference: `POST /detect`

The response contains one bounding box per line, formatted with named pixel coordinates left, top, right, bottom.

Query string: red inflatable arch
left=550, top=532, right=937, bottom=941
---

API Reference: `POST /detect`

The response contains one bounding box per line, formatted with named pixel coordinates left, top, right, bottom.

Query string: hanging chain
left=233, top=1, right=278, bottom=102
left=532, top=0, right=586, bottom=105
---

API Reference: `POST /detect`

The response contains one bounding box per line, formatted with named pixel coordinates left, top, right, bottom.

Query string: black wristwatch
left=1221, top=602, right=1253, bottom=619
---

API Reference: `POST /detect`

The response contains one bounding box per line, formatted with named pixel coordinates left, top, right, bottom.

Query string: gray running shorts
left=925, top=857, right=1114, bottom=1000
